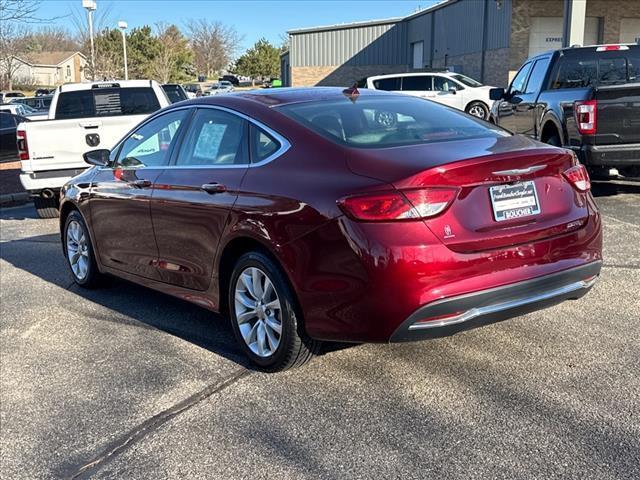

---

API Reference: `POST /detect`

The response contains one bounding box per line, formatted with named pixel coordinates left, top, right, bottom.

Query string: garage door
left=620, top=18, right=640, bottom=43
left=529, top=17, right=600, bottom=56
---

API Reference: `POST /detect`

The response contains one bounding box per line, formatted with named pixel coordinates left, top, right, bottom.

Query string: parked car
left=0, top=112, right=29, bottom=162
left=59, top=88, right=602, bottom=371
left=0, top=91, right=25, bottom=103
left=16, top=80, right=169, bottom=217
left=205, top=81, right=234, bottom=95
left=161, top=83, right=189, bottom=103
left=35, top=88, right=53, bottom=96
left=489, top=44, right=640, bottom=179
left=183, top=83, right=202, bottom=98
left=367, top=72, right=496, bottom=119
left=10, top=94, right=53, bottom=112
left=0, top=102, right=46, bottom=120
left=219, top=74, right=240, bottom=86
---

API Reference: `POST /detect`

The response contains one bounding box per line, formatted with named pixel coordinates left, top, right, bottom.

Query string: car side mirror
left=83, top=149, right=110, bottom=167
left=448, top=87, right=457, bottom=94
left=489, top=88, right=505, bottom=101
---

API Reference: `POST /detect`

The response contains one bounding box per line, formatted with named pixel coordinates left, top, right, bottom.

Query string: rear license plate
left=489, top=181, right=541, bottom=222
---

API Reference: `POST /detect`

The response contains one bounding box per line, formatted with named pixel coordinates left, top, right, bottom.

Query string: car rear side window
left=175, top=109, right=248, bottom=166
left=402, top=76, right=431, bottom=91
left=55, top=87, right=160, bottom=119
left=250, top=125, right=280, bottom=163
left=373, top=77, right=401, bottom=91
left=278, top=96, right=509, bottom=149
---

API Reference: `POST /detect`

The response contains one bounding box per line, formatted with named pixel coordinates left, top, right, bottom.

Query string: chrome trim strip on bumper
left=409, top=275, right=599, bottom=331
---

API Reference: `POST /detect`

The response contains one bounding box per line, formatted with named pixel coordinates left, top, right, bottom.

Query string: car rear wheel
left=64, top=210, right=102, bottom=288
left=228, top=252, right=319, bottom=371
left=465, top=101, right=489, bottom=120
left=34, top=196, right=59, bottom=218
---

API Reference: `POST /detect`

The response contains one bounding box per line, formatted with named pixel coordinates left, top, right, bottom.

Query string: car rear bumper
left=20, top=167, right=87, bottom=193
left=578, top=143, right=640, bottom=167
left=389, top=261, right=601, bottom=342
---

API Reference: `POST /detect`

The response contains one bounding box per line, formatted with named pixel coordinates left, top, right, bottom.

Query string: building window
left=66, top=65, right=71, bottom=78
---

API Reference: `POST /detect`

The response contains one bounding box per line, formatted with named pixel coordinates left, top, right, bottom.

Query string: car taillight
left=16, top=130, right=29, bottom=160
left=575, top=100, right=597, bottom=135
left=563, top=164, right=591, bottom=192
left=338, top=188, right=458, bottom=222
left=596, top=45, right=629, bottom=51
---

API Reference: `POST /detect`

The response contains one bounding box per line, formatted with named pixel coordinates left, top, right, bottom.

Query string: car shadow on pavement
left=0, top=232, right=355, bottom=370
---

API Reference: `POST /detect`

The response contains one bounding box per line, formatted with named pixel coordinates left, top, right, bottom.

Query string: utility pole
left=118, top=21, right=128, bottom=80
left=82, top=0, right=97, bottom=80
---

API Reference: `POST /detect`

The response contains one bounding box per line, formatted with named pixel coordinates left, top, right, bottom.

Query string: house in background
left=12, top=51, right=87, bottom=87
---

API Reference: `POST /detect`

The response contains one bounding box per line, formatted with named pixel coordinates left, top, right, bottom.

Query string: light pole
left=82, top=0, right=97, bottom=80
left=118, top=21, right=128, bottom=80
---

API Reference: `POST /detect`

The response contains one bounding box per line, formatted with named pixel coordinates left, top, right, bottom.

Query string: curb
left=0, top=192, right=30, bottom=207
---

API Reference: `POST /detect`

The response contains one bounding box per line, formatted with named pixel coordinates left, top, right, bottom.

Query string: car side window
left=433, top=76, right=454, bottom=92
left=402, top=76, right=431, bottom=91
left=509, top=62, right=533, bottom=95
left=373, top=77, right=401, bottom=91
left=0, top=112, right=15, bottom=128
left=175, top=108, right=248, bottom=166
left=116, top=109, right=188, bottom=168
left=250, top=125, right=280, bottom=163
left=525, top=58, right=550, bottom=94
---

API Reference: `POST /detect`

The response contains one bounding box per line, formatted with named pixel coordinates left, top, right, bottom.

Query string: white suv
left=366, top=72, right=495, bottom=120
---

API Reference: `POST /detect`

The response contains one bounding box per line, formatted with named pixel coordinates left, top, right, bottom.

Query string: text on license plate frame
left=489, top=181, right=541, bottom=222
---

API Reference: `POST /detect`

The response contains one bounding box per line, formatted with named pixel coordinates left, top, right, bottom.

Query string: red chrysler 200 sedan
left=59, top=88, right=602, bottom=370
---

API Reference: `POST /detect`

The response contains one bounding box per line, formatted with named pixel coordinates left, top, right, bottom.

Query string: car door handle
left=201, top=183, right=227, bottom=194
left=131, top=179, right=152, bottom=188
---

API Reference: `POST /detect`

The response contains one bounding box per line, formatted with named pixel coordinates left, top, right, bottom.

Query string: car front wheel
left=466, top=101, right=489, bottom=120
left=64, top=210, right=102, bottom=288
left=228, top=252, right=319, bottom=371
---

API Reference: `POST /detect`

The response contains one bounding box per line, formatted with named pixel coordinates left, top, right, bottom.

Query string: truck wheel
left=587, top=166, right=611, bottom=180
left=545, top=135, right=561, bottom=147
left=33, top=196, right=59, bottom=218
left=465, top=102, right=489, bottom=120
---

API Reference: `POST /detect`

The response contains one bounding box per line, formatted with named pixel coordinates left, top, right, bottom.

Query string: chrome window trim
left=100, top=104, right=290, bottom=171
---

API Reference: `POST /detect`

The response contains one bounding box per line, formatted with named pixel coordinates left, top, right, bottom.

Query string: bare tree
left=153, top=23, right=192, bottom=83
left=187, top=19, right=242, bottom=78
left=69, top=2, right=113, bottom=80
left=0, top=0, right=41, bottom=23
left=0, top=0, right=41, bottom=89
left=23, top=26, right=78, bottom=52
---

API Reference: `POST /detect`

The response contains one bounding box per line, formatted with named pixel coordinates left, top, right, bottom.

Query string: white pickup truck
left=17, top=80, right=170, bottom=217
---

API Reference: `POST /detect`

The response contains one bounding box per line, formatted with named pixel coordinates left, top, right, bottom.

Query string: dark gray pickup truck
left=489, top=44, right=640, bottom=179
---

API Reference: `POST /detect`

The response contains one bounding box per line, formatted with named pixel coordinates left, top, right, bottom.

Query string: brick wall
left=291, top=64, right=410, bottom=87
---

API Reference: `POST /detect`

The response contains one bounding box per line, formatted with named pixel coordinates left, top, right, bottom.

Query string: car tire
left=465, top=101, right=489, bottom=120
left=63, top=210, right=102, bottom=288
left=545, top=135, right=562, bottom=147
left=228, top=251, right=320, bottom=371
left=34, top=196, right=59, bottom=218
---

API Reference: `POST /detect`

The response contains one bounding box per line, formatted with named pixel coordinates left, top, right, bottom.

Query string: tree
left=90, top=28, right=123, bottom=80
left=233, top=38, right=281, bottom=84
left=186, top=19, right=242, bottom=78
left=153, top=23, right=193, bottom=83
left=22, top=26, right=78, bottom=53
left=126, top=26, right=160, bottom=80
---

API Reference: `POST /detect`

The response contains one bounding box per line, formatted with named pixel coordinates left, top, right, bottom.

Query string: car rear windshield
left=278, top=95, right=509, bottom=148
left=55, top=87, right=160, bottom=120
left=551, top=48, right=640, bottom=88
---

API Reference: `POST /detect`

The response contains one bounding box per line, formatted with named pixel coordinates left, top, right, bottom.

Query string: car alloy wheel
left=234, top=266, right=283, bottom=357
left=467, top=104, right=487, bottom=119
left=66, top=219, right=90, bottom=281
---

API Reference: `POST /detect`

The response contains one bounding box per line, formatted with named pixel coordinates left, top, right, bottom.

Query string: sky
left=36, top=0, right=439, bottom=51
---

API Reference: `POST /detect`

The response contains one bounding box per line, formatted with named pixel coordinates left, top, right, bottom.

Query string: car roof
left=368, top=72, right=456, bottom=80
left=193, top=87, right=392, bottom=108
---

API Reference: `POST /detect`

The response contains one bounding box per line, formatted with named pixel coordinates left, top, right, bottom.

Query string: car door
left=89, top=109, right=190, bottom=280
left=496, top=61, right=536, bottom=135
left=150, top=107, right=250, bottom=291
left=432, top=76, right=464, bottom=110
left=400, top=75, right=432, bottom=99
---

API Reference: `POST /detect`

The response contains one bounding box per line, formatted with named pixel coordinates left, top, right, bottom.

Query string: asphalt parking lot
left=1, top=181, right=639, bottom=480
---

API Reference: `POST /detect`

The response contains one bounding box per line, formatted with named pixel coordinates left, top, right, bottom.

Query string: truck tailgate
left=18, top=114, right=146, bottom=173
left=593, top=83, right=640, bottom=145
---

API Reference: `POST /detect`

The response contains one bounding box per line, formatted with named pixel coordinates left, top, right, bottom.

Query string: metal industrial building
left=281, top=0, right=640, bottom=88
